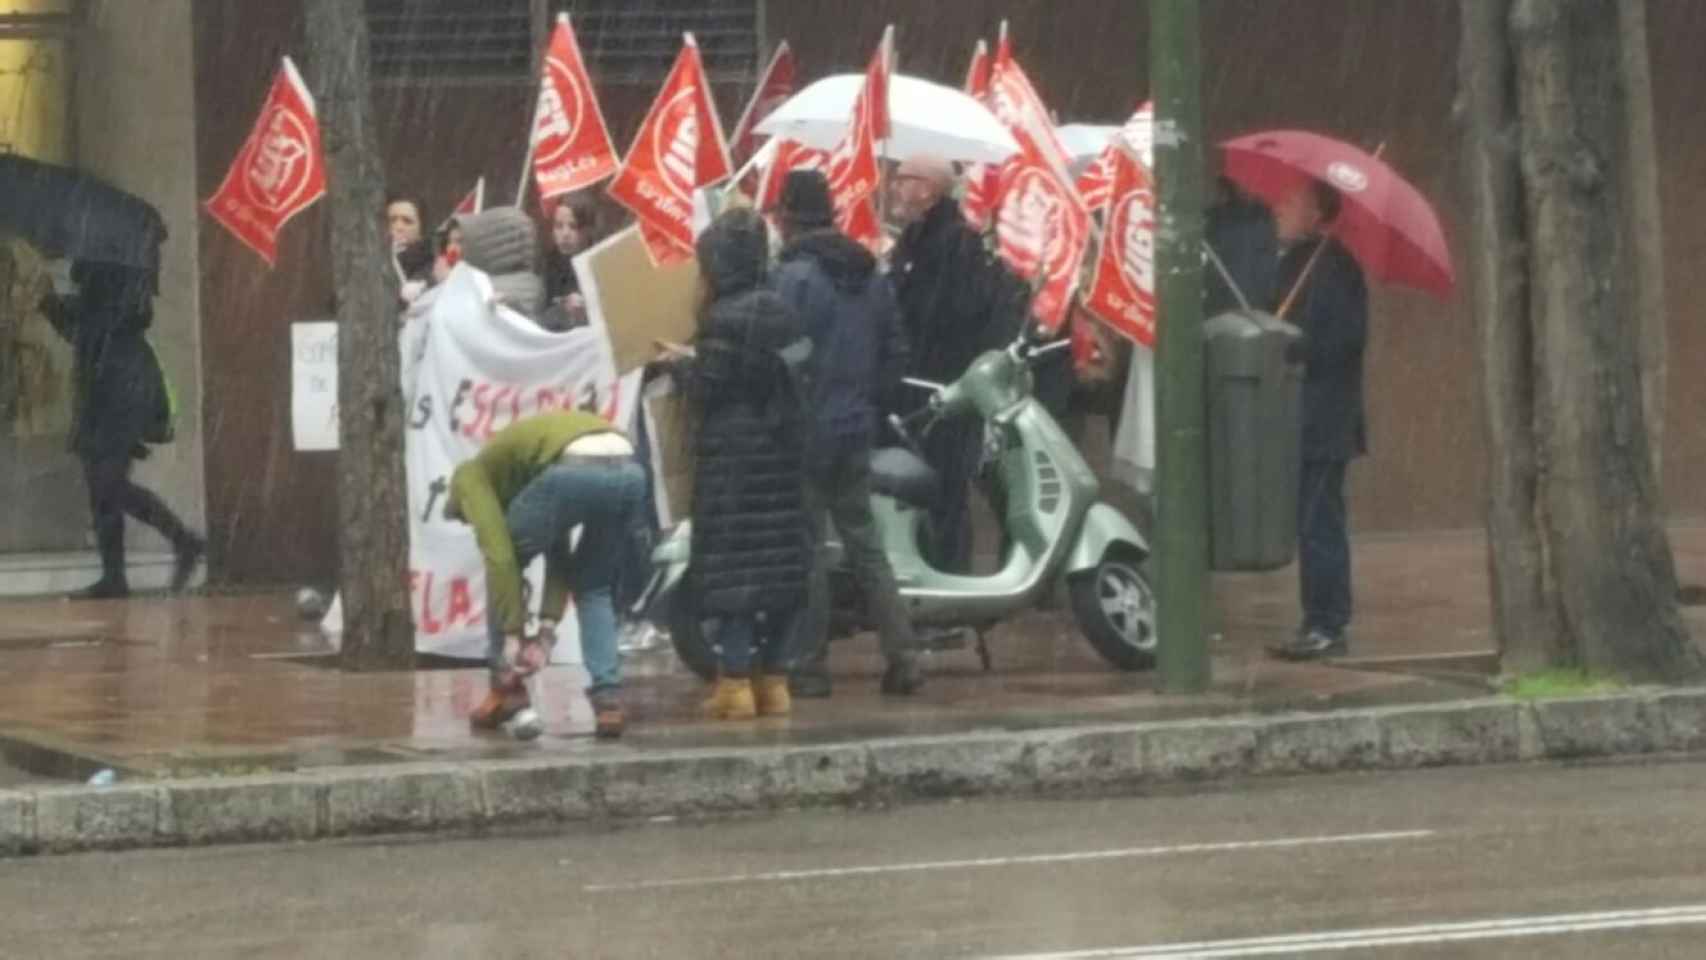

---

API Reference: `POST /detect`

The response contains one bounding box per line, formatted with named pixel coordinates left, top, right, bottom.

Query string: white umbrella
left=755, top=73, right=1020, bottom=165
left=1057, top=123, right=1120, bottom=162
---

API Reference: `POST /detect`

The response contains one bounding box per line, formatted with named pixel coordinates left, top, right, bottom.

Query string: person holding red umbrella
left=1264, top=179, right=1368, bottom=660
left=1219, top=130, right=1455, bottom=662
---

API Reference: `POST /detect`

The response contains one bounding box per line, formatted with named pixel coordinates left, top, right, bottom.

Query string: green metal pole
left=1150, top=0, right=1210, bottom=693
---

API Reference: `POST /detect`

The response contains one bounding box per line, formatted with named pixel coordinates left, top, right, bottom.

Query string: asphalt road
left=4, top=759, right=1706, bottom=958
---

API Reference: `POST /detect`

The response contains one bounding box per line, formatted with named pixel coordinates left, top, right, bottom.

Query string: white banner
left=291, top=322, right=339, bottom=451
left=322, top=265, right=639, bottom=660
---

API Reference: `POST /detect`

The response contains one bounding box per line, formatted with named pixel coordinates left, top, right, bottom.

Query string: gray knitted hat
left=456, top=206, right=537, bottom=276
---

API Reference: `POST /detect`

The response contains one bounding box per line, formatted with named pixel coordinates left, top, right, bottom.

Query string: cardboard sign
left=290, top=321, right=338, bottom=452
left=575, top=224, right=702, bottom=376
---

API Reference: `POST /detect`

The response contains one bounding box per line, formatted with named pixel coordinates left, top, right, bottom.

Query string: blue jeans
left=487, top=459, right=646, bottom=691
left=1298, top=459, right=1352, bottom=636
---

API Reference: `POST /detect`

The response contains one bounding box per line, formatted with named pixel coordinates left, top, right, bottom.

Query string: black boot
left=73, top=515, right=129, bottom=600
left=172, top=534, right=206, bottom=593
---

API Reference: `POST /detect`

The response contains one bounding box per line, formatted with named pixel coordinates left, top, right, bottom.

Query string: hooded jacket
left=457, top=207, right=547, bottom=322
left=678, top=211, right=810, bottom=615
left=773, top=227, right=907, bottom=459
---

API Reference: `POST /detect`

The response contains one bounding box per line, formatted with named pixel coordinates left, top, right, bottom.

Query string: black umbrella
left=0, top=152, right=166, bottom=273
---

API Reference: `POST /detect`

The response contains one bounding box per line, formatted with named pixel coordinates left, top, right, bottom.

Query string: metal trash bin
left=1203, top=309, right=1304, bottom=572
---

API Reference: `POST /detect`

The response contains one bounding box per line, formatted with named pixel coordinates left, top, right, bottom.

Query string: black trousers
left=82, top=453, right=193, bottom=585
left=1297, top=459, right=1352, bottom=635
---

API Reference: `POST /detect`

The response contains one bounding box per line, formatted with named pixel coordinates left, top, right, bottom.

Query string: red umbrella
left=1219, top=130, right=1455, bottom=301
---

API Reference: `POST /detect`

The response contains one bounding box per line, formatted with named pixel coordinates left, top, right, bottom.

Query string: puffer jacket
left=680, top=211, right=810, bottom=616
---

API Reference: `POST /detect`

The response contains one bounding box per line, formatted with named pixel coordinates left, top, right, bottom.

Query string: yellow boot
left=702, top=677, right=757, bottom=720
left=752, top=673, right=792, bottom=717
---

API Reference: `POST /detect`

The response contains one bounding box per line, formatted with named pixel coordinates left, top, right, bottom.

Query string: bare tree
left=304, top=0, right=413, bottom=670
left=1458, top=0, right=1700, bottom=682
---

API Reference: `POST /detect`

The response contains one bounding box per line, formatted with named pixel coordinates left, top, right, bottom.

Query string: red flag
left=822, top=29, right=889, bottom=251
left=960, top=39, right=1000, bottom=230
left=1077, top=102, right=1154, bottom=212
left=987, top=26, right=1090, bottom=331
left=531, top=14, right=620, bottom=200
left=729, top=41, right=797, bottom=167
left=608, top=35, right=732, bottom=265
left=454, top=176, right=485, bottom=216
left=203, top=57, right=325, bottom=268
left=989, top=25, right=1075, bottom=182
left=1083, top=147, right=1157, bottom=347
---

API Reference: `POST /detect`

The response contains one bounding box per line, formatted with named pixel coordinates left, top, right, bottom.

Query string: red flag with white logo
left=989, top=25, right=1075, bottom=183
left=530, top=15, right=620, bottom=200
left=823, top=29, right=889, bottom=251
left=1077, top=102, right=1154, bottom=212
left=729, top=41, right=797, bottom=168
left=454, top=176, right=485, bottom=216
left=960, top=39, right=1001, bottom=231
left=203, top=57, right=325, bottom=268
left=987, top=26, right=1089, bottom=331
left=1083, top=147, right=1157, bottom=347
left=607, top=35, right=732, bottom=265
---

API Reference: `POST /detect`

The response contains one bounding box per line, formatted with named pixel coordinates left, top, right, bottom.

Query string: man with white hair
left=887, top=154, right=1028, bottom=573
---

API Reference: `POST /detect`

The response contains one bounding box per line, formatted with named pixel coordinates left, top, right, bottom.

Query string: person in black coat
left=888, top=154, right=1028, bottom=573
left=1265, top=180, right=1369, bottom=661
left=41, top=261, right=203, bottom=599
left=772, top=170, right=923, bottom=699
left=1204, top=176, right=1280, bottom=317
left=668, top=209, right=811, bottom=719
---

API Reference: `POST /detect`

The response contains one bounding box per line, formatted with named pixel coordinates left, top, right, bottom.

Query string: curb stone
left=6, top=690, right=1706, bottom=857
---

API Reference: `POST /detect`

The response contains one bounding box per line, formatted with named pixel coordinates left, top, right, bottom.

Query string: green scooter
left=638, top=332, right=1157, bottom=678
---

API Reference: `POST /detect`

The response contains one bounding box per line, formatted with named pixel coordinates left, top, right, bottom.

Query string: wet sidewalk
left=2, top=525, right=1703, bottom=784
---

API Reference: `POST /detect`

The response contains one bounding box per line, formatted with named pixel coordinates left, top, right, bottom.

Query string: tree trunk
left=1457, top=0, right=1564, bottom=673
left=1506, top=0, right=1699, bottom=681
left=1615, top=0, right=1666, bottom=490
left=304, top=0, right=414, bottom=670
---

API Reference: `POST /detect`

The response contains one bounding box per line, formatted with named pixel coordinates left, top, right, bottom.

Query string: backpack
left=141, top=336, right=178, bottom=444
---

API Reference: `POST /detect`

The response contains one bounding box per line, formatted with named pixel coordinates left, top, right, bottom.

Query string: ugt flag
left=530, top=14, right=619, bottom=200
left=1083, top=146, right=1157, bottom=347
left=204, top=56, right=325, bottom=267
left=988, top=26, right=1089, bottom=332
left=607, top=35, right=732, bottom=265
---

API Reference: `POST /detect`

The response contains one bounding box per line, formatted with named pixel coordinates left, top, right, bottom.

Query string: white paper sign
left=321, top=265, right=640, bottom=660
left=291, top=322, right=339, bottom=451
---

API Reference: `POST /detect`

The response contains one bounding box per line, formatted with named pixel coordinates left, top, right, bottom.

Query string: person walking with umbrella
left=40, top=261, right=204, bottom=598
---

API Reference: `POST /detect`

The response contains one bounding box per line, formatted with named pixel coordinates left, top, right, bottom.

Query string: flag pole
left=880, top=24, right=893, bottom=237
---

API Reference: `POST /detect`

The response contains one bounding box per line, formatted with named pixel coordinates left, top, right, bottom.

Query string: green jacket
left=447, top=411, right=622, bottom=634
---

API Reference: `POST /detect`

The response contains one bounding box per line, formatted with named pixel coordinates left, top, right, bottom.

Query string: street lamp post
left=1149, top=0, right=1210, bottom=693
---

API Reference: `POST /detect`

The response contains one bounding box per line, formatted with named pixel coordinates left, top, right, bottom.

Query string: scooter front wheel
left=1069, top=547, right=1159, bottom=671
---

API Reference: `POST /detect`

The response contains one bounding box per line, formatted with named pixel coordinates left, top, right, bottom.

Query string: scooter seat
left=869, top=447, right=940, bottom=509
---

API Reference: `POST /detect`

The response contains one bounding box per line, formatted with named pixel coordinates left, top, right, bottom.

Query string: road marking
left=582, top=829, right=1435, bottom=893
left=984, top=904, right=1706, bottom=958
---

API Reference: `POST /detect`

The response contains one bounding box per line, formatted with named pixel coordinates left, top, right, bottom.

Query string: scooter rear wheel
left=1069, top=548, right=1159, bottom=671
left=668, top=604, right=720, bottom=682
